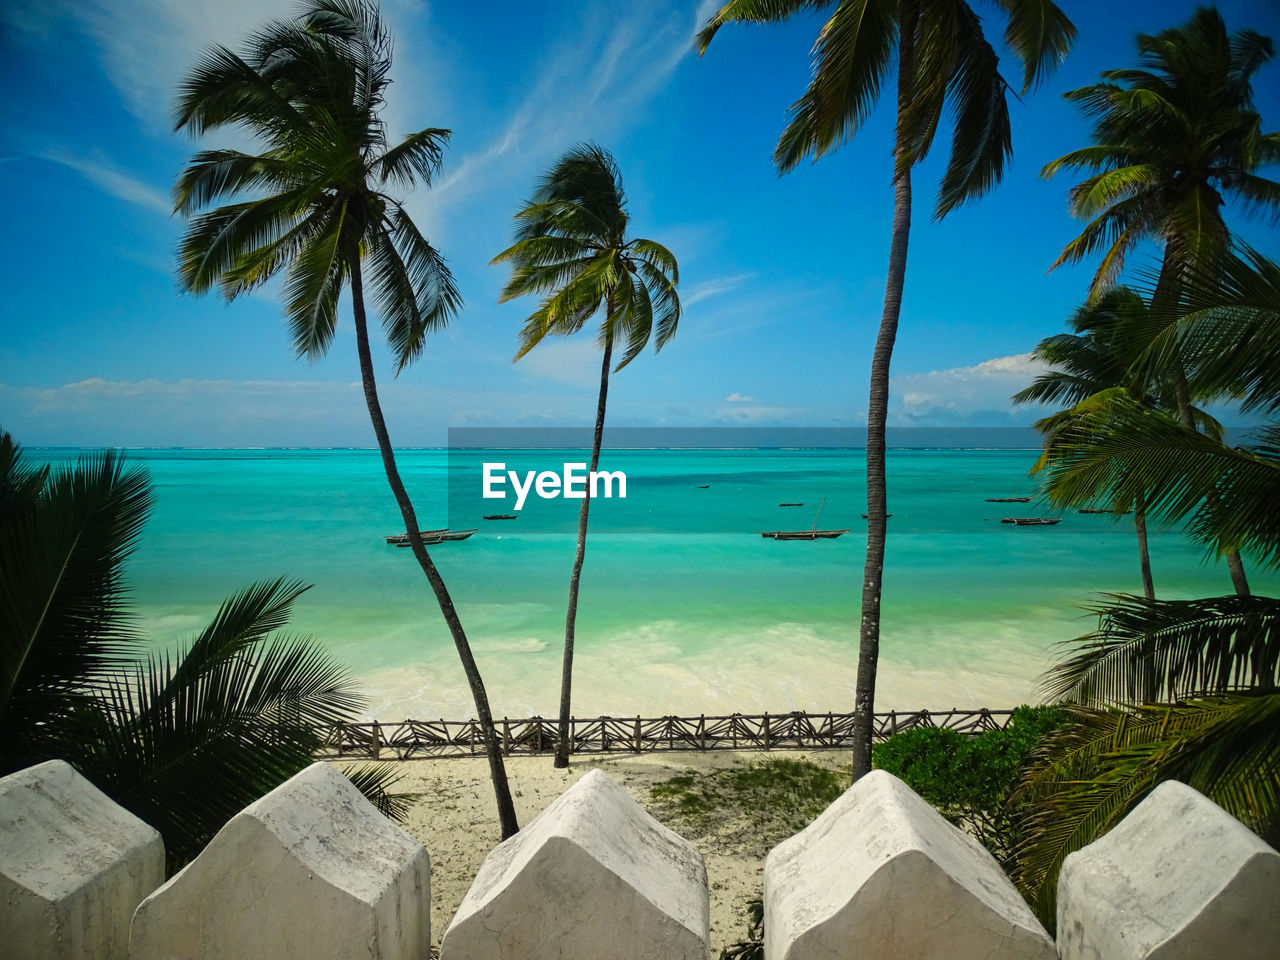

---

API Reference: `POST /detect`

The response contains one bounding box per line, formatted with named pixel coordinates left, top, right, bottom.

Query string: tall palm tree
left=698, top=0, right=1075, bottom=777
left=492, top=144, right=680, bottom=769
left=1015, top=288, right=1181, bottom=600
left=1042, top=6, right=1280, bottom=597
left=0, top=434, right=403, bottom=868
left=171, top=0, right=518, bottom=836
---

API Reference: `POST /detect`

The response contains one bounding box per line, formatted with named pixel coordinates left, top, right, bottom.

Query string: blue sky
left=1, top=0, right=1277, bottom=447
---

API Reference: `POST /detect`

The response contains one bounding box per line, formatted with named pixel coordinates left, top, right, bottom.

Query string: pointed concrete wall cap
left=1058, top=779, right=1280, bottom=960
left=441, top=767, right=709, bottom=960
left=0, top=758, right=164, bottom=960
left=129, top=761, right=430, bottom=960
left=765, top=768, right=1055, bottom=960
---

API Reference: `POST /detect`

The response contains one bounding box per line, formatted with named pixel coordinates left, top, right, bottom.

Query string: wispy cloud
left=682, top=273, right=753, bottom=308
left=723, top=392, right=755, bottom=403
left=40, top=149, right=171, bottom=216
left=426, top=3, right=710, bottom=218
left=889, top=353, right=1051, bottom=424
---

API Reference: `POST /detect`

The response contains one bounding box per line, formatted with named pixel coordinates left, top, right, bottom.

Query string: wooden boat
left=385, top=528, right=447, bottom=544
left=761, top=498, right=848, bottom=540
left=387, top=528, right=477, bottom=545
left=1000, top=517, right=1062, bottom=526
left=697, top=484, right=710, bottom=489
left=861, top=513, right=894, bottom=519
left=1079, top=508, right=1131, bottom=515
left=779, top=502, right=804, bottom=507
left=985, top=497, right=1032, bottom=503
left=484, top=514, right=518, bottom=520
left=762, top=529, right=851, bottom=540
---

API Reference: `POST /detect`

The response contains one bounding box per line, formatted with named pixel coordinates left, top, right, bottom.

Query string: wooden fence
left=317, top=708, right=1016, bottom=761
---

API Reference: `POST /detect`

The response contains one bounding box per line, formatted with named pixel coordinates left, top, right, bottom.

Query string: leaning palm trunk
left=350, top=262, right=518, bottom=837
left=556, top=332, right=614, bottom=768
left=1134, top=490, right=1155, bottom=600
left=851, top=12, right=916, bottom=781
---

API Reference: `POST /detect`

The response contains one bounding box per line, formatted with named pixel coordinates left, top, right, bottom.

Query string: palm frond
left=375, top=128, right=450, bottom=189
left=1043, top=593, right=1280, bottom=706
left=933, top=7, right=1013, bottom=218
left=773, top=0, right=897, bottom=173
left=988, top=0, right=1076, bottom=94
left=0, top=450, right=151, bottom=772
left=695, top=0, right=832, bottom=54
left=283, top=201, right=350, bottom=361
left=1014, top=695, right=1280, bottom=922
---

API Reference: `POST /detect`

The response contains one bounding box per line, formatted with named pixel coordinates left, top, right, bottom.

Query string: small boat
left=861, top=513, right=894, bottom=519
left=697, top=484, right=710, bottom=489
left=779, top=502, right=805, bottom=507
left=1001, top=517, right=1062, bottom=526
left=762, top=529, right=850, bottom=540
left=761, top=498, right=848, bottom=540
left=385, top=528, right=447, bottom=544
left=1079, top=508, right=1131, bottom=515
left=484, top=514, right=518, bottom=520
left=986, top=497, right=1031, bottom=503
left=387, top=528, right=477, bottom=545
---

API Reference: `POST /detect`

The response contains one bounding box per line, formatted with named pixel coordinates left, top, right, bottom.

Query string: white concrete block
left=765, top=769, right=1055, bottom=960
left=440, top=768, right=709, bottom=960
left=1058, top=779, right=1280, bottom=960
left=129, top=761, right=429, bottom=960
left=0, top=759, right=164, bottom=960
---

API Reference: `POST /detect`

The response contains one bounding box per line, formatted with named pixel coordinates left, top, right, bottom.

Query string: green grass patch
left=648, top=756, right=849, bottom=857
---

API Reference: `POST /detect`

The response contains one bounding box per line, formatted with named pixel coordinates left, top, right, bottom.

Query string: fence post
left=634, top=716, right=642, bottom=753
left=763, top=713, right=771, bottom=751
left=371, top=723, right=381, bottom=761
left=699, top=715, right=706, bottom=750
left=502, top=718, right=511, bottom=756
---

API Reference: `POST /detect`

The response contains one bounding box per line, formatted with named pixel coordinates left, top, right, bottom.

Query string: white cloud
left=723, top=392, right=754, bottom=403
left=889, top=353, right=1051, bottom=423
left=682, top=273, right=753, bottom=308
left=40, top=148, right=171, bottom=216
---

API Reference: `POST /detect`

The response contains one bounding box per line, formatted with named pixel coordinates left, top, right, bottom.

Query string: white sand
left=337, top=748, right=850, bottom=953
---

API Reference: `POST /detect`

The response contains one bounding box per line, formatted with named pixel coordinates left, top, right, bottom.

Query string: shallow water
left=33, top=447, right=1275, bottom=719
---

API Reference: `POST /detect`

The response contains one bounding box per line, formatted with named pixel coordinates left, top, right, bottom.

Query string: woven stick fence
left=316, top=708, right=1016, bottom=761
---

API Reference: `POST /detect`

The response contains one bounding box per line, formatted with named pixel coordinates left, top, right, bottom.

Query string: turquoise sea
left=32, top=447, right=1278, bottom=720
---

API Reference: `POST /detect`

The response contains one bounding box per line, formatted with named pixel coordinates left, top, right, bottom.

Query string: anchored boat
left=986, top=497, right=1031, bottom=503
left=1000, top=517, right=1062, bottom=526
left=761, top=498, right=850, bottom=540
left=386, top=528, right=477, bottom=545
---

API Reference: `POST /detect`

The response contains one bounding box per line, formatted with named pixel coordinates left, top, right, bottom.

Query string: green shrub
left=872, top=705, right=1065, bottom=867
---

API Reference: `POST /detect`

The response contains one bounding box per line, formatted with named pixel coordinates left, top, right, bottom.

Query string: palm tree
left=0, top=434, right=403, bottom=868
left=1042, top=6, right=1280, bottom=597
left=171, top=0, right=517, bottom=836
left=492, top=144, right=680, bottom=769
left=697, top=0, right=1075, bottom=777
left=1011, top=252, right=1280, bottom=921
left=1015, top=288, right=1184, bottom=600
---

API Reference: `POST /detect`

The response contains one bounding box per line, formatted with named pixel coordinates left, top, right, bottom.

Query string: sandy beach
left=338, top=748, right=851, bottom=953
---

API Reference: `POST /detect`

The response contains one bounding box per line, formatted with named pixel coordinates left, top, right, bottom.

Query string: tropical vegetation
left=1042, top=5, right=1280, bottom=596
left=1012, top=249, right=1280, bottom=921
left=169, top=0, right=518, bottom=835
left=697, top=0, right=1075, bottom=778
left=493, top=143, right=681, bottom=768
left=0, top=434, right=402, bottom=868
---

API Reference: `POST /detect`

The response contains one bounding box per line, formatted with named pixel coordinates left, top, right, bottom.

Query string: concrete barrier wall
left=2, top=761, right=1275, bottom=959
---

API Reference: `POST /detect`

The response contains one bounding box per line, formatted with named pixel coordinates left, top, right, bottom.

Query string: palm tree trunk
left=555, top=332, right=614, bottom=768
left=851, top=4, right=917, bottom=781
left=1134, top=489, right=1154, bottom=600
left=348, top=260, right=519, bottom=838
